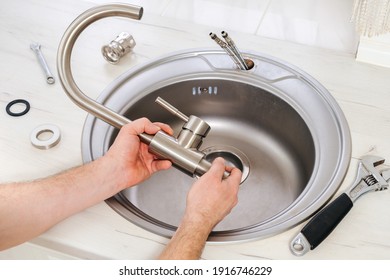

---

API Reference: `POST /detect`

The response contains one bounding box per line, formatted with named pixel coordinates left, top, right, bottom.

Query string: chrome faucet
left=148, top=97, right=213, bottom=176
left=57, top=3, right=220, bottom=178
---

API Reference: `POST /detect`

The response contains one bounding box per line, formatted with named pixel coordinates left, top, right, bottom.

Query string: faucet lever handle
left=155, top=97, right=189, bottom=122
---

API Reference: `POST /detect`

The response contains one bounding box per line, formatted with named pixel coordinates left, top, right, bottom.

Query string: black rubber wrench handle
left=302, top=193, right=353, bottom=249
left=290, top=193, right=353, bottom=256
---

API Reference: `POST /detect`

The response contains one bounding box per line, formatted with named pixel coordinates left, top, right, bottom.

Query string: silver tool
left=290, top=155, right=390, bottom=256
left=30, top=43, right=55, bottom=84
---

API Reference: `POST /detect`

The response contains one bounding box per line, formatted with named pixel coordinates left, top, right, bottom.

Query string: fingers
left=153, top=122, right=174, bottom=135
left=208, top=157, right=242, bottom=184
left=152, top=159, right=172, bottom=172
left=123, top=118, right=173, bottom=136
left=129, top=118, right=160, bottom=135
left=207, top=157, right=226, bottom=179
left=227, top=167, right=242, bottom=186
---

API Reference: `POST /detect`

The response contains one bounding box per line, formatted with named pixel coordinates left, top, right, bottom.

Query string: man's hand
left=184, top=157, right=241, bottom=231
left=159, top=158, right=242, bottom=259
left=105, top=118, right=173, bottom=189
left=0, top=117, right=174, bottom=251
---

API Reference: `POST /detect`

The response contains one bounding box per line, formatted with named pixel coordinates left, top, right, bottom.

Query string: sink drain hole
left=203, top=145, right=250, bottom=184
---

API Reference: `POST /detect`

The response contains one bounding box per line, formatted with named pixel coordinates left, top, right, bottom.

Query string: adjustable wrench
left=290, top=155, right=390, bottom=256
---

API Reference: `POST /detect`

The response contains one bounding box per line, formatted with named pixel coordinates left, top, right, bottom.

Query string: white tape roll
left=30, top=124, right=61, bottom=150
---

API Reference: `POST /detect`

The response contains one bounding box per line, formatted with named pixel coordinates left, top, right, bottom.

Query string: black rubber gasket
left=6, top=99, right=31, bottom=117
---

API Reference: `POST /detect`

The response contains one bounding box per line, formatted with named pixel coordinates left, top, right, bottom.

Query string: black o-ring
left=6, top=99, right=31, bottom=117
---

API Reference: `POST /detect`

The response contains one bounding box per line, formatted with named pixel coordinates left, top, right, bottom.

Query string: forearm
left=159, top=216, right=213, bottom=260
left=0, top=156, right=124, bottom=251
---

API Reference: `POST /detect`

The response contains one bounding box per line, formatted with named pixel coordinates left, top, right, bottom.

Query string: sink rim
left=81, top=48, right=351, bottom=242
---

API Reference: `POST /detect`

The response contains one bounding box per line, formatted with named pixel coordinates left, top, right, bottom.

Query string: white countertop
left=1, top=0, right=390, bottom=259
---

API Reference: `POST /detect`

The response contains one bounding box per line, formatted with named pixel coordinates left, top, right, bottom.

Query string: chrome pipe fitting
left=210, top=31, right=251, bottom=70
left=153, top=97, right=215, bottom=177
left=57, top=4, right=217, bottom=178
left=155, top=96, right=189, bottom=122
left=209, top=32, right=247, bottom=70
left=155, top=97, right=210, bottom=150
left=179, top=116, right=210, bottom=149
left=149, top=131, right=209, bottom=177
left=102, top=32, right=136, bottom=64
left=221, top=31, right=249, bottom=70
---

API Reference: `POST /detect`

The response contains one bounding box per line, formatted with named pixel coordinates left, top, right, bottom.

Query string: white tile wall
left=89, top=0, right=360, bottom=53
left=257, top=0, right=359, bottom=53
left=161, top=0, right=271, bottom=34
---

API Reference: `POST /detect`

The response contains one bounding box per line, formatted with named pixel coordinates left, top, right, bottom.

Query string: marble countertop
left=1, top=0, right=390, bottom=259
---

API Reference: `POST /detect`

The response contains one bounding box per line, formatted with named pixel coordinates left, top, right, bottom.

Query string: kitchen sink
left=81, top=49, right=351, bottom=242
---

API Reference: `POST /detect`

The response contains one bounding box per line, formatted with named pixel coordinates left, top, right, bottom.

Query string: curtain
left=352, top=0, right=390, bottom=36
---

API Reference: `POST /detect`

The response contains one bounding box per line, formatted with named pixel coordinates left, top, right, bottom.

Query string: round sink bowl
left=81, top=49, right=351, bottom=242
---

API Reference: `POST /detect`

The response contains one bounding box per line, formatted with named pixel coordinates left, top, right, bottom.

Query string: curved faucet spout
left=57, top=3, right=152, bottom=143
left=56, top=4, right=221, bottom=178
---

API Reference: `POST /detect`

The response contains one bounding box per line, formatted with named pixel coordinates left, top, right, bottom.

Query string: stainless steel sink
left=81, top=49, right=351, bottom=242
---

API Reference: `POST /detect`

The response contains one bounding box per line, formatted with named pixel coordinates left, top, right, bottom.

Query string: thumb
left=207, top=157, right=227, bottom=179
left=225, top=167, right=242, bottom=185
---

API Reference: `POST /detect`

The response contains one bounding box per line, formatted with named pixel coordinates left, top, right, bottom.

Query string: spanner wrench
left=290, top=155, right=390, bottom=256
left=30, top=43, right=55, bottom=84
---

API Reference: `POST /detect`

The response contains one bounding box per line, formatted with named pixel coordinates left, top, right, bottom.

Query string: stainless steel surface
left=30, top=43, right=55, bottom=84
left=290, top=233, right=310, bottom=256
left=382, top=169, right=390, bottom=182
left=57, top=4, right=218, bottom=179
left=290, top=155, right=389, bottom=256
left=102, top=32, right=136, bottom=64
left=156, top=97, right=189, bottom=122
left=344, top=155, right=388, bottom=202
left=148, top=131, right=206, bottom=176
left=81, top=49, right=352, bottom=242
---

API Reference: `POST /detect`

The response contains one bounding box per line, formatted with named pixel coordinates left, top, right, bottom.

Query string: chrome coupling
left=152, top=97, right=215, bottom=177
left=102, top=32, right=136, bottom=64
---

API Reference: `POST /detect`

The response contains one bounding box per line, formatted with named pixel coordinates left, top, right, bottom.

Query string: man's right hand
left=184, top=157, right=242, bottom=232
